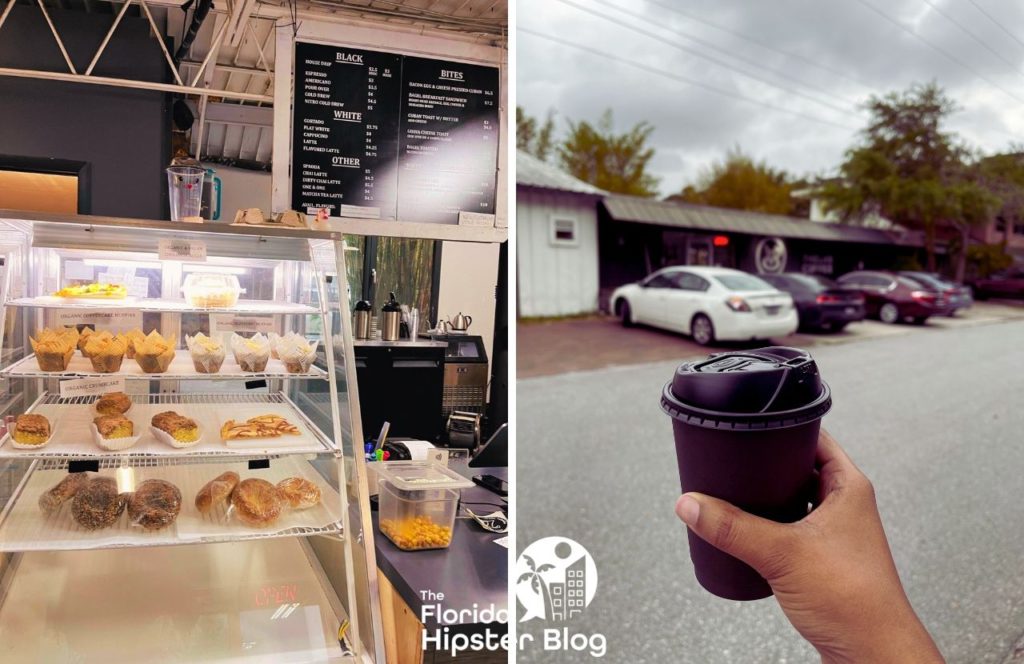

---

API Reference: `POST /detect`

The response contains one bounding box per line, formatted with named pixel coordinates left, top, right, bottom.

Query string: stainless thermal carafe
left=381, top=292, right=402, bottom=342
left=354, top=300, right=372, bottom=340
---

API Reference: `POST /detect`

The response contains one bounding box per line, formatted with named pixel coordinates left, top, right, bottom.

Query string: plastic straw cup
left=660, top=347, right=832, bottom=600
left=166, top=166, right=205, bottom=221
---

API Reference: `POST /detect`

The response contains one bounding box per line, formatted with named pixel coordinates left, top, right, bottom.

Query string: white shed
left=516, top=150, right=605, bottom=317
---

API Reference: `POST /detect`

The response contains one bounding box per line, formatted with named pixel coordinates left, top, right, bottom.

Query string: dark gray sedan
left=899, top=271, right=973, bottom=316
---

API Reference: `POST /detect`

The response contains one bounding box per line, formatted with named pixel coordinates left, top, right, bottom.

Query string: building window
left=549, top=217, right=579, bottom=247
left=996, top=218, right=1007, bottom=232
left=1015, top=223, right=1024, bottom=236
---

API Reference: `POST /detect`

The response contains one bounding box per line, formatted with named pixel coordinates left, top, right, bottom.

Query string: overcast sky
left=516, top=0, right=1024, bottom=196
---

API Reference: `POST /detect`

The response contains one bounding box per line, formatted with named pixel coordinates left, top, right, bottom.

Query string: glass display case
left=0, top=212, right=383, bottom=663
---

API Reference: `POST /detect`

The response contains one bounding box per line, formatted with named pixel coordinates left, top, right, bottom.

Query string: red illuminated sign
left=713, top=235, right=729, bottom=247
left=255, top=584, right=298, bottom=607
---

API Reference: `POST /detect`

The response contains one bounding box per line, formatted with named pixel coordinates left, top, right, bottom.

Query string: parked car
left=758, top=273, right=865, bottom=332
left=967, top=268, right=1024, bottom=300
left=898, top=271, right=973, bottom=315
left=609, top=266, right=798, bottom=345
left=836, top=270, right=948, bottom=324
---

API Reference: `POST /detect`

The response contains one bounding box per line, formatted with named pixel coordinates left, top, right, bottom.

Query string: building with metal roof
left=602, top=195, right=916, bottom=245
left=516, top=150, right=607, bottom=196
left=517, top=150, right=606, bottom=317
left=598, top=194, right=924, bottom=311
left=516, top=154, right=925, bottom=317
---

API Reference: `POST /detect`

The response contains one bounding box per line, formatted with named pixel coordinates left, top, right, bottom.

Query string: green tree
left=516, top=106, right=556, bottom=161
left=558, top=110, right=660, bottom=196
left=820, top=83, right=976, bottom=271
left=669, top=147, right=796, bottom=214
left=942, top=177, right=999, bottom=282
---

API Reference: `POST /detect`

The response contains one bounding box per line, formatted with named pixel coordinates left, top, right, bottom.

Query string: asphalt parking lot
left=517, top=317, right=1024, bottom=663
left=517, top=301, right=1024, bottom=378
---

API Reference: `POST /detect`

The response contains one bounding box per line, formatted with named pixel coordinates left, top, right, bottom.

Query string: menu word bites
left=291, top=42, right=500, bottom=225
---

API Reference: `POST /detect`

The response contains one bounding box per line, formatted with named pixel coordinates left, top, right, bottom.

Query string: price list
left=291, top=43, right=401, bottom=218
left=291, top=42, right=500, bottom=224
left=396, top=55, right=500, bottom=224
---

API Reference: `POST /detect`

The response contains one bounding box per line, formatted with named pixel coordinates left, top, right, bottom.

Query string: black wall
left=488, top=239, right=508, bottom=435
left=0, top=5, right=170, bottom=218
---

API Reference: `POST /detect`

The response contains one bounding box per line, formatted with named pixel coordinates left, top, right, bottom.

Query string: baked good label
left=59, top=376, right=126, bottom=398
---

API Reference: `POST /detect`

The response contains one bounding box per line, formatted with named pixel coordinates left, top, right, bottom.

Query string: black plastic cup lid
left=661, top=347, right=831, bottom=430
left=355, top=300, right=372, bottom=311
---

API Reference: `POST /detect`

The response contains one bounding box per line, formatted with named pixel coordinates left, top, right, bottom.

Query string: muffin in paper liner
left=85, top=334, right=128, bottom=373
left=230, top=333, right=271, bottom=372
left=134, top=330, right=176, bottom=373
left=80, top=330, right=114, bottom=359
left=77, top=327, right=94, bottom=355
left=276, top=333, right=320, bottom=374
left=30, top=329, right=76, bottom=371
left=186, top=333, right=226, bottom=374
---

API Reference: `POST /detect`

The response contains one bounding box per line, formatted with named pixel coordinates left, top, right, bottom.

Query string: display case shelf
left=0, top=392, right=338, bottom=460
left=0, top=455, right=344, bottom=552
left=5, top=296, right=320, bottom=315
left=1, top=353, right=329, bottom=381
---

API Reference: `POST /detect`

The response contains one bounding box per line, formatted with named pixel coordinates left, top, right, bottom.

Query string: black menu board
left=291, top=42, right=500, bottom=224
left=292, top=44, right=402, bottom=219
left=396, top=55, right=499, bottom=223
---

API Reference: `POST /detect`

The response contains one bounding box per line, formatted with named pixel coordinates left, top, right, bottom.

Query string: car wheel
left=617, top=300, right=634, bottom=327
left=879, top=302, right=900, bottom=324
left=691, top=314, right=715, bottom=346
left=830, top=322, right=848, bottom=333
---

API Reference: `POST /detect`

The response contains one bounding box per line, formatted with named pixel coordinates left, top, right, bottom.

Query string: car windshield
left=714, top=273, right=774, bottom=291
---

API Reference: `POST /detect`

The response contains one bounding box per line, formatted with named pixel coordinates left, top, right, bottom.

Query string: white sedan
left=609, top=266, right=798, bottom=345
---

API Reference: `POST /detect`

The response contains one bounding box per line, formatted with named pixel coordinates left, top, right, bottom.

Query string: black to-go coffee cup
left=660, top=346, right=832, bottom=601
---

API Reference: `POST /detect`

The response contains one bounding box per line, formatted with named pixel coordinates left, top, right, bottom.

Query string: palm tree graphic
left=517, top=555, right=555, bottom=619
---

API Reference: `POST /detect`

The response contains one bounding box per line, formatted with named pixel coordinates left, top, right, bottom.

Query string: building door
left=687, top=237, right=712, bottom=266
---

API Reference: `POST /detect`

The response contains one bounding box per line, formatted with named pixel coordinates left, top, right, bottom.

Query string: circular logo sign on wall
left=755, top=237, right=788, bottom=274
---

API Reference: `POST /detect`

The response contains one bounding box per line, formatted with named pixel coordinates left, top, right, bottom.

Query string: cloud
left=518, top=0, right=1024, bottom=194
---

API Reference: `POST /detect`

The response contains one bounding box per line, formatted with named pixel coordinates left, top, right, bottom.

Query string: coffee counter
left=374, top=461, right=508, bottom=663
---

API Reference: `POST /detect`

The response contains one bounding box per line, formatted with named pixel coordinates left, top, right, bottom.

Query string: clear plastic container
left=181, top=273, right=244, bottom=308
left=374, top=461, right=473, bottom=551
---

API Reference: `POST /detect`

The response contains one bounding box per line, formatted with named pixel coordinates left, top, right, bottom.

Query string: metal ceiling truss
left=0, top=0, right=272, bottom=104
left=0, top=0, right=505, bottom=164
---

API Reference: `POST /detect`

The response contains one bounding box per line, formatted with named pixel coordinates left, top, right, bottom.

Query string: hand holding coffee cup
left=660, top=346, right=832, bottom=600
left=675, top=430, right=944, bottom=663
